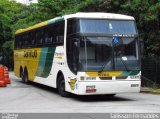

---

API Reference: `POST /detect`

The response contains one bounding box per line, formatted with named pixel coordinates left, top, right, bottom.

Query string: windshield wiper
left=98, top=57, right=112, bottom=73
left=98, top=55, right=129, bottom=73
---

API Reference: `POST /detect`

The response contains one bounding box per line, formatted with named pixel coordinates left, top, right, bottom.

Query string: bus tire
left=20, top=67, right=23, bottom=79
left=57, top=75, right=69, bottom=97
left=22, top=69, right=30, bottom=85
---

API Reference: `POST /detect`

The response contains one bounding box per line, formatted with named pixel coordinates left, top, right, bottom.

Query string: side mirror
left=73, top=38, right=80, bottom=47
left=74, top=41, right=79, bottom=47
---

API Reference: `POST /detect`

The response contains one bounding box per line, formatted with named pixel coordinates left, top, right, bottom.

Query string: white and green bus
left=14, top=13, right=141, bottom=97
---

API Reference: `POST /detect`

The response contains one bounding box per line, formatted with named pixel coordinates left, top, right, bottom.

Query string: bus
left=14, top=13, right=141, bottom=97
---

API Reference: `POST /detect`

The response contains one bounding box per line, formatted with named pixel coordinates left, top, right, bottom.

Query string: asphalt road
left=0, top=72, right=160, bottom=113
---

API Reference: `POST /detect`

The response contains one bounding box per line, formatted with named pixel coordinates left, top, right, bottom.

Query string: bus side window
left=21, top=34, right=25, bottom=48
left=28, top=32, right=32, bottom=48
left=36, top=29, right=44, bottom=46
left=56, top=21, right=64, bottom=45
left=18, top=35, right=22, bottom=49
left=19, top=41, right=22, bottom=49
left=35, top=30, right=39, bottom=46
left=23, top=34, right=29, bottom=48
left=52, top=24, right=58, bottom=45
left=44, top=27, right=52, bottom=45
left=30, top=31, right=36, bottom=47
left=51, top=21, right=64, bottom=46
left=48, top=26, right=53, bottom=44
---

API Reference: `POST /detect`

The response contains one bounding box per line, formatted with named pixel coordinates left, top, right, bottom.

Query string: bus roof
left=15, top=12, right=134, bottom=35
left=64, top=12, right=135, bottom=20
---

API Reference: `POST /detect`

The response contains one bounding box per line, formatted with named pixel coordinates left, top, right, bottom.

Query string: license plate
left=86, top=89, right=96, bottom=93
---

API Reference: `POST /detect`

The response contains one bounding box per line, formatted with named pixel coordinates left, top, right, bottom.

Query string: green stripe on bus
left=48, top=18, right=64, bottom=25
left=120, top=71, right=140, bottom=76
left=36, top=48, right=48, bottom=76
left=130, top=70, right=140, bottom=76
left=120, top=71, right=132, bottom=76
left=36, top=47, right=56, bottom=78
left=41, top=47, right=56, bottom=78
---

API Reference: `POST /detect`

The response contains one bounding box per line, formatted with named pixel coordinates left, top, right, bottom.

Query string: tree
left=121, top=0, right=160, bottom=56
left=0, top=0, right=12, bottom=48
left=38, top=0, right=95, bottom=16
left=78, top=0, right=160, bottom=56
left=0, top=0, right=159, bottom=69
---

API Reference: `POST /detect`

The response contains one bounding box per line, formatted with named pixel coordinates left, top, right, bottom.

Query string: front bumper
left=77, top=80, right=141, bottom=95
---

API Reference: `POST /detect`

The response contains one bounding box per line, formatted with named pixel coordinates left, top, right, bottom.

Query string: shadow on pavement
left=72, top=94, right=134, bottom=102
left=16, top=79, right=134, bottom=102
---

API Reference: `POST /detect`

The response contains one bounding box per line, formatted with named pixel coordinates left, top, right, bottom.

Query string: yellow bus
left=14, top=13, right=141, bottom=97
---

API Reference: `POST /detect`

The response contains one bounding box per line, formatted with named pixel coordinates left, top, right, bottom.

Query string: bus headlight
left=80, top=77, right=96, bottom=80
left=80, top=77, right=85, bottom=80
left=86, top=77, right=96, bottom=80
left=130, top=76, right=140, bottom=79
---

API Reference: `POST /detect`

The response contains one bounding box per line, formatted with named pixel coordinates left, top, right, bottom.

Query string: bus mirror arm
left=73, top=38, right=80, bottom=47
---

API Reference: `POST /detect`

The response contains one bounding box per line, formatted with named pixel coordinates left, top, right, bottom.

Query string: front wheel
left=58, top=75, right=69, bottom=97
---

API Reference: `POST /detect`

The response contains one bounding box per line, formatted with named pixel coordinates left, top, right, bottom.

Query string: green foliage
left=77, top=0, right=160, bottom=56
left=0, top=0, right=159, bottom=68
left=11, top=3, right=50, bottom=32
left=2, top=40, right=13, bottom=49
left=120, top=0, right=160, bottom=56
left=38, top=0, right=94, bottom=16
left=0, top=0, right=12, bottom=48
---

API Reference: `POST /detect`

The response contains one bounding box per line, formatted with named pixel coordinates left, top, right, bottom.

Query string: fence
left=141, top=57, right=160, bottom=87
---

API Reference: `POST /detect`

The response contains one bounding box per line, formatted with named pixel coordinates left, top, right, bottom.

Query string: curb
left=140, top=87, right=160, bottom=94
left=151, top=90, right=160, bottom=94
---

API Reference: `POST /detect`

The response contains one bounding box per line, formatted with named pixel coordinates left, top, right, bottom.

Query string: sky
left=15, top=0, right=38, bottom=4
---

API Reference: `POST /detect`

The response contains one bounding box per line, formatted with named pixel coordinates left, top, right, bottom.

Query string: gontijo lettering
left=24, top=50, right=37, bottom=58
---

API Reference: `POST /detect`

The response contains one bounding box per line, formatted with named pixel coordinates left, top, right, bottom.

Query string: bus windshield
left=79, top=37, right=140, bottom=71
left=79, top=19, right=137, bottom=35
left=67, top=18, right=140, bottom=73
